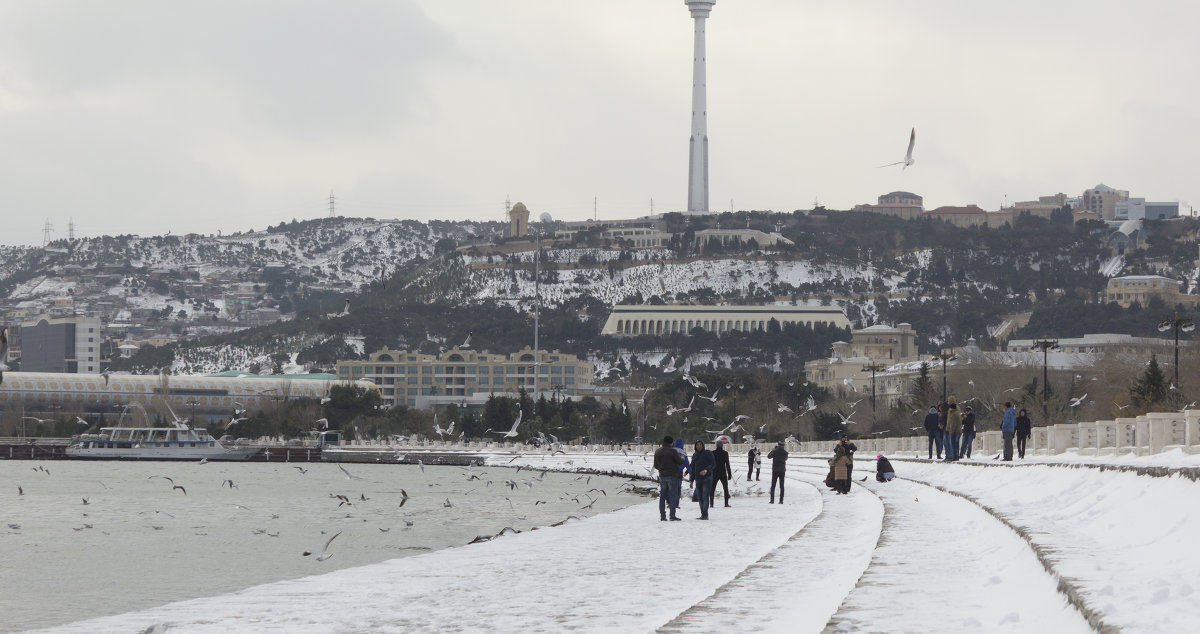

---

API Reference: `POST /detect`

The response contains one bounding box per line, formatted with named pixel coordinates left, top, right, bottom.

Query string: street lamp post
left=862, top=362, right=887, bottom=423
left=1158, top=313, right=1195, bottom=388
left=1032, top=338, right=1059, bottom=401
left=933, top=350, right=955, bottom=403
left=186, top=398, right=200, bottom=429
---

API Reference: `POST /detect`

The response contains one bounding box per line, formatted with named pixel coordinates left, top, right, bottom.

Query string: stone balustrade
left=785, top=409, right=1200, bottom=459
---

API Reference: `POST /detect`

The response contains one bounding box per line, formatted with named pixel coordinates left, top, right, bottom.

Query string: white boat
left=66, top=422, right=260, bottom=461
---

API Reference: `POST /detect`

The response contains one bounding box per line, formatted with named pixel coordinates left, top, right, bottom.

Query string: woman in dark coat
left=875, top=454, right=896, bottom=482
left=829, top=445, right=851, bottom=494
left=1015, top=408, right=1033, bottom=459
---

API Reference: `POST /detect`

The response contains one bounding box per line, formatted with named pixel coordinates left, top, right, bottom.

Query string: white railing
left=785, top=409, right=1200, bottom=458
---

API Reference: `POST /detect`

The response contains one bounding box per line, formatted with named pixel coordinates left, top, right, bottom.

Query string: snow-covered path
left=662, top=467, right=881, bottom=633
left=808, top=460, right=1090, bottom=633
left=32, top=450, right=1200, bottom=633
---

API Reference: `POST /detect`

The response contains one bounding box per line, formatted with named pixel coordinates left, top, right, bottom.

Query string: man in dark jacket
left=837, top=435, right=857, bottom=481
left=767, top=441, right=788, bottom=504
left=710, top=440, right=733, bottom=508
left=654, top=435, right=685, bottom=521
left=689, top=440, right=715, bottom=520
left=960, top=406, right=976, bottom=459
left=747, top=446, right=760, bottom=480
left=923, top=406, right=942, bottom=459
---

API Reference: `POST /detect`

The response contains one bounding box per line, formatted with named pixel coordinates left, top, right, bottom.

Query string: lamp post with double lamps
left=862, top=362, right=887, bottom=424
left=1158, top=313, right=1195, bottom=388
left=933, top=350, right=955, bottom=404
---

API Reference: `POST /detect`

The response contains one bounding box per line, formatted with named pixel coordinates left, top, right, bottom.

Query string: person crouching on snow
left=875, top=454, right=896, bottom=482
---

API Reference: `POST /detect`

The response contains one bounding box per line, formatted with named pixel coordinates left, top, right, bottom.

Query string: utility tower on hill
left=685, top=0, right=716, bottom=214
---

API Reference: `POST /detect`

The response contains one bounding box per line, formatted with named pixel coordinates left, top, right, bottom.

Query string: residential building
left=1104, top=275, right=1198, bottom=308
left=694, top=229, right=794, bottom=251
left=1082, top=184, right=1130, bottom=221
left=1007, top=333, right=1184, bottom=356
left=853, top=191, right=924, bottom=220
left=601, top=304, right=850, bottom=336
left=927, top=205, right=990, bottom=228
left=18, top=315, right=103, bottom=374
left=336, top=347, right=594, bottom=408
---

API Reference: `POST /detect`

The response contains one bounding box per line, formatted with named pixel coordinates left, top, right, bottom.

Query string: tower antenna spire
left=329, top=190, right=336, bottom=218
left=685, top=1, right=716, bottom=214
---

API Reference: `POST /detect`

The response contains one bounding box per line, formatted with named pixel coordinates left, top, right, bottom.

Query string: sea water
left=0, top=460, right=638, bottom=632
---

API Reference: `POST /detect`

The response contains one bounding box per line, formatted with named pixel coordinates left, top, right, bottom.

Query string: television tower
left=685, top=0, right=716, bottom=213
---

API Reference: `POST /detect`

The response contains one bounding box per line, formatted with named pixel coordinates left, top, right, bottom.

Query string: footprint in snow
left=1000, top=612, right=1020, bottom=624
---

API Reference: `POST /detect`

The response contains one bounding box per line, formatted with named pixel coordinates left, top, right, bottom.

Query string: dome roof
left=510, top=202, right=528, bottom=213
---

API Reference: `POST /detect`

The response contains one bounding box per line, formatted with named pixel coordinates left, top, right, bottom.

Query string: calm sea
left=0, top=460, right=638, bottom=632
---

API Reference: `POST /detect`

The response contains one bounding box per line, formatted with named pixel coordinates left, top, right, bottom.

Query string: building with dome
left=508, top=202, right=530, bottom=238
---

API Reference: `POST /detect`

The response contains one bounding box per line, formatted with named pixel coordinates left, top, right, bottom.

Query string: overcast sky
left=1, top=1, right=1197, bottom=246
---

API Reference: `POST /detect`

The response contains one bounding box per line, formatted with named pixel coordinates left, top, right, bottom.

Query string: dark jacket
left=962, top=412, right=976, bottom=435
left=747, top=446, right=759, bottom=466
left=654, top=445, right=684, bottom=479
left=876, top=456, right=895, bottom=475
left=690, top=448, right=715, bottom=482
left=923, top=408, right=940, bottom=435
left=1015, top=415, right=1032, bottom=438
left=767, top=445, right=788, bottom=472
left=713, top=445, right=733, bottom=479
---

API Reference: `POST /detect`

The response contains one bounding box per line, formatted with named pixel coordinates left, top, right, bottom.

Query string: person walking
left=1001, top=402, right=1017, bottom=461
left=654, top=435, right=685, bottom=521
left=710, top=439, right=733, bottom=508
left=960, top=405, right=976, bottom=459
left=944, top=397, right=962, bottom=461
left=830, top=445, right=851, bottom=494
left=747, top=445, right=759, bottom=480
left=923, top=406, right=942, bottom=459
left=753, top=446, right=762, bottom=480
left=767, top=440, right=788, bottom=504
left=1015, top=408, right=1032, bottom=459
left=875, top=453, right=896, bottom=482
left=689, top=440, right=715, bottom=520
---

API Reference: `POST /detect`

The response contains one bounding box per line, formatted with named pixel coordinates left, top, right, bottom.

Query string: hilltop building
left=336, top=347, right=594, bottom=408
left=1104, top=275, right=1198, bottom=308
left=508, top=202, right=530, bottom=238
left=18, top=315, right=103, bottom=374
left=853, top=191, right=924, bottom=220
left=1083, top=184, right=1130, bottom=221
left=601, top=304, right=849, bottom=337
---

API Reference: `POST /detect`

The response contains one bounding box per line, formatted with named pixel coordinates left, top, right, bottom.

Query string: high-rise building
left=18, top=315, right=102, bottom=374
left=685, top=1, right=716, bottom=213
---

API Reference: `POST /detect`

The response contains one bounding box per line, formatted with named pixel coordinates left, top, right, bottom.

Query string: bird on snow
left=878, top=127, right=916, bottom=170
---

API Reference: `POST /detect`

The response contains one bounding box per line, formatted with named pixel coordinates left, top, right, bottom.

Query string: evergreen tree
left=909, top=361, right=934, bottom=407
left=1131, top=355, right=1167, bottom=411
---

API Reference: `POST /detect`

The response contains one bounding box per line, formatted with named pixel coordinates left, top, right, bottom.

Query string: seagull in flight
left=461, top=331, right=473, bottom=348
left=303, top=531, right=341, bottom=561
left=486, top=407, right=523, bottom=438
left=0, top=327, right=8, bottom=383
left=843, top=377, right=857, bottom=393
left=777, top=403, right=793, bottom=414
left=801, top=395, right=818, bottom=415
left=878, top=127, right=916, bottom=170
left=316, top=418, right=329, bottom=429
left=1067, top=393, right=1087, bottom=408
left=697, top=388, right=720, bottom=403
left=338, top=464, right=364, bottom=480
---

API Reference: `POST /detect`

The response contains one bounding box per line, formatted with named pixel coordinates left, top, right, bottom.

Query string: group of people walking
left=924, top=398, right=1033, bottom=461
left=654, top=433, right=899, bottom=521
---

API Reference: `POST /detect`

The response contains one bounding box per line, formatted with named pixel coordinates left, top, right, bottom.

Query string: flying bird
left=316, top=418, right=329, bottom=429
left=1067, top=394, right=1087, bottom=408
left=0, top=327, right=8, bottom=383
left=338, top=464, right=363, bottom=481
left=303, top=531, right=342, bottom=561
left=878, top=127, right=916, bottom=170
left=486, top=407, right=523, bottom=438
left=461, top=332, right=473, bottom=348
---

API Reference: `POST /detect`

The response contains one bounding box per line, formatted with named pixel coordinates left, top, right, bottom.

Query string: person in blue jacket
left=1001, top=402, right=1017, bottom=461
left=689, top=440, right=715, bottom=520
left=673, top=437, right=691, bottom=478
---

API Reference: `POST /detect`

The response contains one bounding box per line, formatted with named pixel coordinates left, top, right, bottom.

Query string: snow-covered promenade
left=31, top=449, right=1200, bottom=633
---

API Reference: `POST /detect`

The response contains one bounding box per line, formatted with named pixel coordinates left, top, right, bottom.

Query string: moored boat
left=66, top=422, right=259, bottom=461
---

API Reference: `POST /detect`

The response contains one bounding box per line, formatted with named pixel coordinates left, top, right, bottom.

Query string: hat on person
left=777, top=440, right=784, bottom=446
left=876, top=453, right=883, bottom=459
left=840, top=432, right=849, bottom=439
left=965, top=405, right=973, bottom=411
